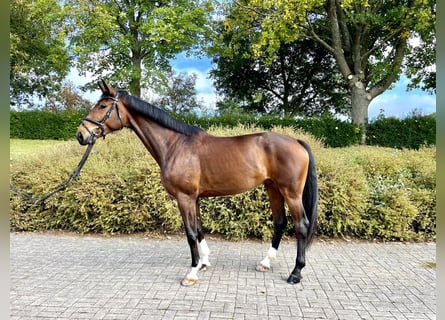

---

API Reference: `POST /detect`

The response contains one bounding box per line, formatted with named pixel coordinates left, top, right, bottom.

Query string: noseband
left=81, top=94, right=124, bottom=140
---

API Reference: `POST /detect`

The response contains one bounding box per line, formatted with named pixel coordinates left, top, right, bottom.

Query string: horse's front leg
left=196, top=199, right=211, bottom=270
left=177, top=194, right=202, bottom=286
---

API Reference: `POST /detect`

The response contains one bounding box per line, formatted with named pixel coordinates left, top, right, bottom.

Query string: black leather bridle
left=81, top=94, right=124, bottom=140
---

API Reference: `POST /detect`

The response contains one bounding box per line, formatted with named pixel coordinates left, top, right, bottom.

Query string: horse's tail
left=298, top=140, right=318, bottom=248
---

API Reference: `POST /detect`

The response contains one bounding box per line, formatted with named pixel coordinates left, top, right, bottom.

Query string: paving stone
left=10, top=233, right=436, bottom=319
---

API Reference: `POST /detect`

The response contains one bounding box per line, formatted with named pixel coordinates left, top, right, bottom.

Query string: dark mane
left=117, top=90, right=202, bottom=136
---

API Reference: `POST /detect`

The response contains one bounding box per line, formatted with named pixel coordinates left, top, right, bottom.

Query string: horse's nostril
left=77, top=132, right=84, bottom=144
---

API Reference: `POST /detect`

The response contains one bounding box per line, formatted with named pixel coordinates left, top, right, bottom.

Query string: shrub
left=9, top=111, right=366, bottom=148
left=367, top=113, right=436, bottom=149
left=296, top=116, right=362, bottom=148
left=10, top=131, right=183, bottom=234
left=10, top=110, right=87, bottom=140
left=10, top=127, right=436, bottom=241
left=349, top=146, right=436, bottom=240
left=315, top=148, right=370, bottom=238
left=10, top=110, right=436, bottom=149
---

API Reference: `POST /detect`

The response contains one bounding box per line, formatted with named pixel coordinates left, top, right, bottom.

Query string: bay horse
left=76, top=80, right=318, bottom=286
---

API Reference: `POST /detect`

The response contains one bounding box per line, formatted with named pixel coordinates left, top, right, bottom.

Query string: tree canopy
left=43, top=81, right=93, bottom=113
left=218, top=0, right=436, bottom=140
left=211, top=21, right=350, bottom=117
left=10, top=0, right=435, bottom=132
left=10, top=0, right=70, bottom=108
left=147, top=69, right=204, bottom=115
left=65, top=0, right=214, bottom=97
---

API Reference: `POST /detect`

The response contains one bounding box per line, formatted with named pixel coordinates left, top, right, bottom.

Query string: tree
left=405, top=25, right=436, bottom=94
left=43, top=81, right=92, bottom=113
left=10, top=0, right=70, bottom=108
left=66, top=0, right=214, bottom=98
left=211, top=24, right=349, bottom=117
left=220, top=0, right=436, bottom=142
left=147, top=69, right=204, bottom=115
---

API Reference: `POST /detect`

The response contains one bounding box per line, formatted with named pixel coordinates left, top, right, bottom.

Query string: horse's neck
left=128, top=114, right=181, bottom=166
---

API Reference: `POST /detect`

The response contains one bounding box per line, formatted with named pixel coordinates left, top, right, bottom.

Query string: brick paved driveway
left=10, top=232, right=436, bottom=320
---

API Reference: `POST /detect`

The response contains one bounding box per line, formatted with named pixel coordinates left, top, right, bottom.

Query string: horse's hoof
left=181, top=277, right=198, bottom=286
left=256, top=264, right=270, bottom=272
left=286, top=274, right=302, bottom=285
left=200, top=264, right=210, bottom=271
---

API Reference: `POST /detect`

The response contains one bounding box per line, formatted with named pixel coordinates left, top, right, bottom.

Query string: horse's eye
left=99, top=104, right=107, bottom=109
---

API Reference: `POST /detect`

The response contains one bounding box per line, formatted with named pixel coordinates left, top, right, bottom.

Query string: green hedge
left=10, top=111, right=87, bottom=140
left=180, top=114, right=362, bottom=147
left=367, top=113, right=436, bottom=149
left=10, top=127, right=436, bottom=241
left=9, top=111, right=363, bottom=147
left=10, top=110, right=436, bottom=148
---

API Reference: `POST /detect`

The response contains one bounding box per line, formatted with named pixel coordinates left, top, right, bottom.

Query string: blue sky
left=367, top=76, right=436, bottom=120
left=71, top=54, right=436, bottom=120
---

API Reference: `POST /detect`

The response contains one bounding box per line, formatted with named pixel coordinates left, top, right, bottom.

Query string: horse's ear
left=98, top=79, right=107, bottom=94
left=98, top=79, right=117, bottom=97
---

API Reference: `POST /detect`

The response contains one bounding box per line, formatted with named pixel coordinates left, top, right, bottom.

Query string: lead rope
left=10, top=140, right=96, bottom=210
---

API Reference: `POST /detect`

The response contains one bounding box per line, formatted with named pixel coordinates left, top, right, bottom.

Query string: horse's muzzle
left=77, top=131, right=91, bottom=145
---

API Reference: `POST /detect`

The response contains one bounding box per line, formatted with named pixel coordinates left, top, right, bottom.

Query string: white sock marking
left=186, top=260, right=202, bottom=280
left=260, top=246, right=277, bottom=268
left=199, top=239, right=211, bottom=266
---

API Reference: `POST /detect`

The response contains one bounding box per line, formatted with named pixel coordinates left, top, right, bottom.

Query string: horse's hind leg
left=257, top=183, right=287, bottom=272
left=285, top=195, right=310, bottom=284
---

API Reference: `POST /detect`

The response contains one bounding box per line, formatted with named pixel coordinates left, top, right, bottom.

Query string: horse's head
left=76, top=80, right=126, bottom=145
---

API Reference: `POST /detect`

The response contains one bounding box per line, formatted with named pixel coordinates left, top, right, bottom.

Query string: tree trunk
left=130, top=52, right=142, bottom=98
left=129, top=78, right=141, bottom=98
left=350, top=83, right=372, bottom=144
